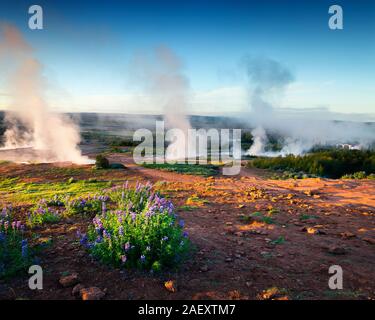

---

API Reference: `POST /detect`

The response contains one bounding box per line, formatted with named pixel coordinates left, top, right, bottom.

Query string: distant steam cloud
left=0, top=23, right=88, bottom=163
left=243, top=56, right=375, bottom=155
left=130, top=46, right=192, bottom=160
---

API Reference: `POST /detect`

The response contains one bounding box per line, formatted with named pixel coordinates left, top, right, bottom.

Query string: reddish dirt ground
left=0, top=154, right=374, bottom=300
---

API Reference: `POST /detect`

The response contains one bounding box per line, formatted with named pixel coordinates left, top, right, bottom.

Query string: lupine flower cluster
left=0, top=216, right=30, bottom=279
left=46, top=195, right=65, bottom=207
left=27, top=205, right=61, bottom=227
left=65, top=195, right=110, bottom=215
left=1, top=205, right=12, bottom=219
left=80, top=182, right=190, bottom=271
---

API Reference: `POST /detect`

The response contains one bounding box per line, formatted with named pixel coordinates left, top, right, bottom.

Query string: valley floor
left=0, top=153, right=374, bottom=300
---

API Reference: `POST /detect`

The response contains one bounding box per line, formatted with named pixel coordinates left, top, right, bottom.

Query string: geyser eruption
left=131, top=46, right=193, bottom=161
left=243, top=56, right=294, bottom=156
left=248, top=126, right=267, bottom=155
left=0, top=24, right=88, bottom=163
left=244, top=56, right=375, bottom=156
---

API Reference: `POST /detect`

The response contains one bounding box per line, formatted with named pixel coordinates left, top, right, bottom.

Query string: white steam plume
left=243, top=56, right=375, bottom=155
left=130, top=46, right=193, bottom=160
left=0, top=23, right=88, bottom=164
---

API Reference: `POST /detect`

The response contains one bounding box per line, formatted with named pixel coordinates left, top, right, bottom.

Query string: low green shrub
left=95, top=154, right=110, bottom=169
left=251, top=149, right=375, bottom=179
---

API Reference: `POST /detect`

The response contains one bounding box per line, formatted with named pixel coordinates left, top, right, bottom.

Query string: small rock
left=225, top=257, right=233, bottom=263
left=200, top=265, right=209, bottom=272
left=80, top=287, right=106, bottom=300
left=72, top=284, right=85, bottom=296
left=341, top=232, right=356, bottom=239
left=363, top=237, right=375, bottom=245
left=59, top=273, right=79, bottom=288
left=164, top=280, right=177, bottom=293
left=328, top=246, right=347, bottom=255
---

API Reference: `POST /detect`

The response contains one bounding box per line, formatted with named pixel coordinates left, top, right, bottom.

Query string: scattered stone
left=260, top=287, right=279, bottom=300
left=328, top=246, right=347, bottom=255
left=80, top=287, right=106, bottom=300
left=200, top=265, right=209, bottom=272
left=37, top=237, right=52, bottom=245
left=363, top=237, right=375, bottom=245
left=225, top=257, right=233, bottom=263
left=59, top=273, right=79, bottom=288
left=72, top=284, right=85, bottom=297
left=228, top=290, right=241, bottom=300
left=226, top=222, right=233, bottom=226
left=301, top=226, right=325, bottom=235
left=341, top=232, right=356, bottom=239
left=164, top=280, right=177, bottom=293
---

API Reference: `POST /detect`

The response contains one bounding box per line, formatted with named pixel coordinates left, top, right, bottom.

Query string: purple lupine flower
left=21, top=239, right=28, bottom=258
left=183, top=231, right=188, bottom=238
left=140, top=255, right=146, bottom=263
left=161, top=236, right=168, bottom=242
left=130, top=212, right=136, bottom=221
left=95, top=236, right=103, bottom=243
left=80, top=234, right=88, bottom=245
left=103, top=229, right=111, bottom=239
left=119, top=226, right=124, bottom=236
left=127, top=202, right=133, bottom=211
left=124, top=242, right=131, bottom=251
left=179, top=220, right=185, bottom=228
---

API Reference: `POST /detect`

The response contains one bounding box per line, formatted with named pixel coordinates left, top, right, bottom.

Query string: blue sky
left=0, top=0, right=374, bottom=116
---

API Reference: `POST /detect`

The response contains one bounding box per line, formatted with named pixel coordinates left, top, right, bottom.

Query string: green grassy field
left=142, top=163, right=220, bottom=177
left=0, top=177, right=110, bottom=204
